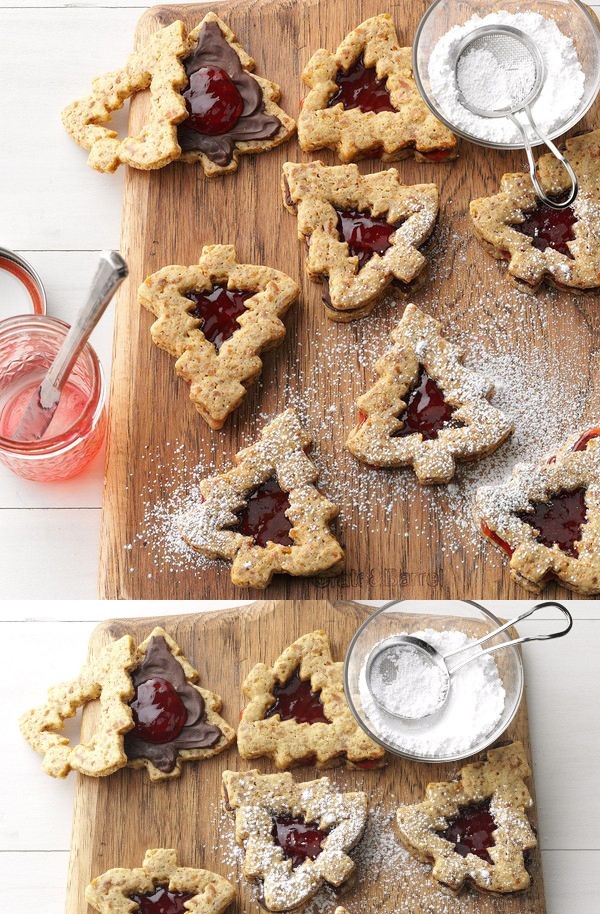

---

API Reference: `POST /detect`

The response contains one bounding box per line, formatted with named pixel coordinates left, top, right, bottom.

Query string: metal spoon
left=365, top=601, right=573, bottom=721
left=12, top=251, right=128, bottom=442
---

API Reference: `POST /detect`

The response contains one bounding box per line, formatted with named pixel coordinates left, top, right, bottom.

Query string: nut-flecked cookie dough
left=298, top=13, right=457, bottom=163
left=85, top=848, right=235, bottom=914
left=138, top=244, right=299, bottom=429
left=238, top=630, right=385, bottom=770
left=346, top=303, right=514, bottom=483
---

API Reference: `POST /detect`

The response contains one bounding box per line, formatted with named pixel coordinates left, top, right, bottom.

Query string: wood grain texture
left=65, top=601, right=546, bottom=914
left=99, top=0, right=600, bottom=599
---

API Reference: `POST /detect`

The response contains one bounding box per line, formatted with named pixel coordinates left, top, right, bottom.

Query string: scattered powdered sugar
left=368, top=638, right=448, bottom=719
left=428, top=11, right=585, bottom=144
left=359, top=629, right=506, bottom=758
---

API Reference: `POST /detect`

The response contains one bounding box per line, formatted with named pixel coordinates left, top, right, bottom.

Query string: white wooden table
left=0, top=600, right=598, bottom=913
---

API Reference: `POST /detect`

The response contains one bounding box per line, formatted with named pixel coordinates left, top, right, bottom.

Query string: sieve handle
left=509, top=110, right=578, bottom=209
left=443, top=601, right=573, bottom=674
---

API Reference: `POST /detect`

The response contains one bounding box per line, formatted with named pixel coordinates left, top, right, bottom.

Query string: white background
left=0, top=599, right=598, bottom=913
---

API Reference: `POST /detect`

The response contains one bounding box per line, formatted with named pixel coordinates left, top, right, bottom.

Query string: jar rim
left=0, top=314, right=105, bottom=456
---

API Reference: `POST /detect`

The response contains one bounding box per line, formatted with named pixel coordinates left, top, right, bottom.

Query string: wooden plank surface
left=65, top=600, right=546, bottom=914
left=99, top=0, right=600, bottom=600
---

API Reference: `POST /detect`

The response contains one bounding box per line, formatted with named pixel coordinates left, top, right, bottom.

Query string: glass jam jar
left=0, top=315, right=106, bottom=481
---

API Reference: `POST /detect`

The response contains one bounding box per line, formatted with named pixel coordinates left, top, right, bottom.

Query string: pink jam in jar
left=0, top=315, right=106, bottom=481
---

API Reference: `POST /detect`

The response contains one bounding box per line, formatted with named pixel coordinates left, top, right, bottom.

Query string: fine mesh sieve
left=454, top=25, right=578, bottom=209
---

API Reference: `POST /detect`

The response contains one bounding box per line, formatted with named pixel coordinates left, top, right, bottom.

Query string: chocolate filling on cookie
left=178, top=21, right=282, bottom=166
left=125, top=635, right=222, bottom=772
left=393, top=367, right=465, bottom=441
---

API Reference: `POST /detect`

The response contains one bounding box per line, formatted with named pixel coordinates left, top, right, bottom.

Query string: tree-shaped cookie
left=297, top=13, right=457, bottom=164
left=179, top=408, right=345, bottom=588
left=476, top=427, right=600, bottom=595
left=283, top=160, right=439, bottom=321
left=19, top=635, right=136, bottom=778
left=470, top=129, right=600, bottom=292
left=62, top=21, right=189, bottom=173
left=396, top=742, right=537, bottom=896
left=85, top=848, right=235, bottom=914
left=238, top=630, right=385, bottom=770
left=346, top=304, right=513, bottom=484
left=178, top=13, right=296, bottom=176
left=222, top=769, right=367, bottom=912
left=124, top=627, right=235, bottom=781
left=138, top=245, right=299, bottom=429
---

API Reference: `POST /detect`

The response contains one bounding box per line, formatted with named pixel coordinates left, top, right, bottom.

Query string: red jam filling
left=421, top=148, right=453, bottom=162
left=236, top=477, right=293, bottom=548
left=129, top=887, right=195, bottom=914
left=184, top=65, right=244, bottom=135
left=272, top=815, right=329, bottom=867
left=518, top=487, right=587, bottom=558
left=516, top=197, right=577, bottom=259
left=573, top=428, right=600, bottom=452
left=394, top=368, right=462, bottom=440
left=357, top=410, right=367, bottom=428
left=266, top=671, right=330, bottom=724
left=352, top=758, right=380, bottom=769
left=441, top=801, right=496, bottom=863
left=481, top=522, right=514, bottom=557
left=185, top=285, right=252, bottom=350
left=130, top=677, right=187, bottom=745
left=328, top=54, right=395, bottom=114
left=335, top=208, right=399, bottom=269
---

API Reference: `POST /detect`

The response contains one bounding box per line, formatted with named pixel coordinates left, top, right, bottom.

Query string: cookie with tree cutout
left=138, top=245, right=299, bottom=429
left=19, top=635, right=136, bottom=779
left=85, top=848, right=235, bottom=914
left=470, top=128, right=600, bottom=292
left=62, top=21, right=189, bottom=173
left=396, top=742, right=537, bottom=896
left=475, top=427, right=600, bottom=595
left=124, top=627, right=235, bottom=780
left=179, top=409, right=345, bottom=588
left=346, top=304, right=513, bottom=483
left=298, top=13, right=457, bottom=164
left=222, top=769, right=367, bottom=912
left=283, top=161, right=439, bottom=321
left=238, top=630, right=385, bottom=770
left=178, top=13, right=296, bottom=175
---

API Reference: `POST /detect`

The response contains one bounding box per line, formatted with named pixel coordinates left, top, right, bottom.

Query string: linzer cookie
left=476, top=427, right=600, bottom=595
left=124, top=627, right=235, bottom=780
left=346, top=304, right=513, bottom=484
left=283, top=161, right=438, bottom=321
left=238, top=630, right=385, bottom=770
left=470, top=129, right=600, bottom=292
left=85, top=848, right=235, bottom=914
left=19, top=635, right=135, bottom=779
left=297, top=14, right=457, bottom=164
left=396, top=742, right=537, bottom=896
left=138, top=245, right=298, bottom=429
left=62, top=21, right=189, bottom=173
left=179, top=409, right=344, bottom=588
left=222, top=769, right=367, bottom=912
left=178, top=13, right=295, bottom=175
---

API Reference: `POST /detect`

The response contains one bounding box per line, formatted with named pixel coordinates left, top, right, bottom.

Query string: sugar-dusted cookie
left=238, top=630, right=385, bottom=770
left=470, top=129, right=600, bottom=292
left=283, top=161, right=438, bottom=321
left=179, top=409, right=344, bottom=588
left=62, top=21, right=189, bottom=173
left=138, top=245, right=299, bottom=429
left=346, top=304, right=513, bottom=484
left=222, top=769, right=367, bottom=912
left=396, top=742, right=537, bottom=896
left=19, top=635, right=135, bottom=779
left=298, top=13, right=457, bottom=164
left=124, top=627, right=235, bottom=781
left=178, top=13, right=296, bottom=175
left=85, top=848, right=235, bottom=914
left=476, top=427, right=600, bottom=595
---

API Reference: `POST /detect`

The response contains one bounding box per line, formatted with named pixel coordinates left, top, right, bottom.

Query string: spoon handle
left=40, top=251, right=128, bottom=406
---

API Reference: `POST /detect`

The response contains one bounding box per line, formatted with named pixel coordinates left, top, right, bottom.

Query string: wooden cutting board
left=66, top=601, right=546, bottom=914
left=99, top=0, right=600, bottom=599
